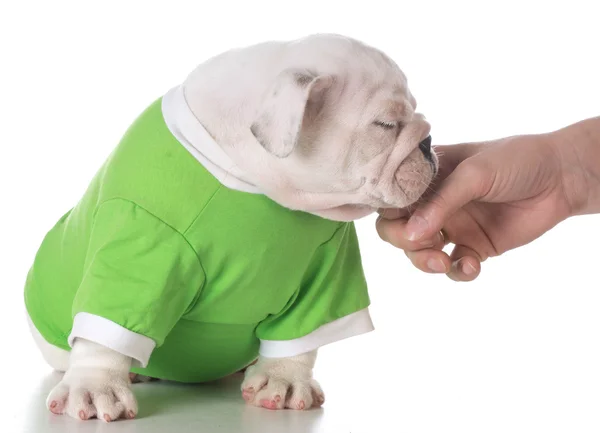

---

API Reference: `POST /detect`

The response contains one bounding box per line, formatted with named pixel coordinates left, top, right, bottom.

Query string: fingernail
left=461, top=261, right=477, bottom=276
left=406, top=216, right=428, bottom=241
left=427, top=258, right=447, bottom=273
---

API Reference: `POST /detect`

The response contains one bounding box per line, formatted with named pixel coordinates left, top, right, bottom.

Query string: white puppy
left=26, top=34, right=436, bottom=421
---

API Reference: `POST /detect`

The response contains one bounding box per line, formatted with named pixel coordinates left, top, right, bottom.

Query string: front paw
left=241, top=361, right=325, bottom=410
left=47, top=367, right=137, bottom=422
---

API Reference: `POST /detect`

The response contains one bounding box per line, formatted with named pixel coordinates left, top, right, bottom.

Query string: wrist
left=70, top=338, right=132, bottom=372
left=550, top=117, right=600, bottom=217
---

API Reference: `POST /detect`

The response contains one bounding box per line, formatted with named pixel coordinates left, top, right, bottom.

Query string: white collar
left=161, top=85, right=262, bottom=194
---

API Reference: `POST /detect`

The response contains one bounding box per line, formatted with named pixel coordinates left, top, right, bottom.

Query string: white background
left=1, top=1, right=599, bottom=432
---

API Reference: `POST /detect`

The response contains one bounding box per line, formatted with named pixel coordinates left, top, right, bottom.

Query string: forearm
left=69, top=338, right=132, bottom=372
left=551, top=116, right=600, bottom=216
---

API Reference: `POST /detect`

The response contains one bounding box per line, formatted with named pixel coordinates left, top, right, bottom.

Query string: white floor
left=11, top=320, right=379, bottom=433
left=16, top=371, right=341, bottom=433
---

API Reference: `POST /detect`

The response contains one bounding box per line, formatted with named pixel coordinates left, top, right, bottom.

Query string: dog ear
left=251, top=69, right=333, bottom=158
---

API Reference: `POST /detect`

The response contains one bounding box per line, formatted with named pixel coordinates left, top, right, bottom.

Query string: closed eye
left=373, top=120, right=398, bottom=130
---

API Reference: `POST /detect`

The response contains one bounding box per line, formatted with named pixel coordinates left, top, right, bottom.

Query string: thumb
left=404, top=161, right=490, bottom=241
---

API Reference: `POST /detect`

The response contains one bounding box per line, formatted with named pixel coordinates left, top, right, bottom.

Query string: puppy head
left=250, top=35, right=437, bottom=221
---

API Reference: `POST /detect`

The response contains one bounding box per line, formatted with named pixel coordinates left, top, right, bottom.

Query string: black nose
left=419, top=135, right=433, bottom=161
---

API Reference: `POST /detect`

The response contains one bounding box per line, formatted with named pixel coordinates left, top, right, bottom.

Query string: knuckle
left=457, top=159, right=494, bottom=195
left=426, top=192, right=454, bottom=219
left=458, top=159, right=486, bottom=179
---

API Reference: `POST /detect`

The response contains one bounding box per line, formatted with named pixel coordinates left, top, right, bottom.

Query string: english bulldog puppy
left=24, top=33, right=436, bottom=421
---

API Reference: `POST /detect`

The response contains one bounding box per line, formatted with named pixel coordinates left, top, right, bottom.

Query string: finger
left=112, top=386, right=138, bottom=419
left=447, top=244, right=482, bottom=282
left=405, top=249, right=452, bottom=274
left=417, top=145, right=475, bottom=204
left=404, top=160, right=492, bottom=242
left=377, top=217, right=446, bottom=251
left=432, top=143, right=485, bottom=182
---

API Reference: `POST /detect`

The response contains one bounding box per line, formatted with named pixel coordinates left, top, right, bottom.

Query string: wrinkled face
left=250, top=35, right=437, bottom=221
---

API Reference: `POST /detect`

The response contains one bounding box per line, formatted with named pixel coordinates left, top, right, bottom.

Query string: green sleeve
left=255, top=222, right=371, bottom=350
left=71, top=199, right=205, bottom=350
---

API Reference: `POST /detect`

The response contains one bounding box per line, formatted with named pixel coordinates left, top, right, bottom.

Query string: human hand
left=376, top=129, right=583, bottom=281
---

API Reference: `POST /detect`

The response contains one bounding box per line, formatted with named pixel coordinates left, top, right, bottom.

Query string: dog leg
left=46, top=338, right=137, bottom=422
left=240, top=350, right=324, bottom=410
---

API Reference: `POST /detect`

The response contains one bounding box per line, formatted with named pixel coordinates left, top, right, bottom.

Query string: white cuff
left=68, top=312, right=156, bottom=368
left=259, top=308, right=374, bottom=358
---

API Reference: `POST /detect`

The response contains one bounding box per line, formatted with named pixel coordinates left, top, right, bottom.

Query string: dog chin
left=309, top=204, right=377, bottom=222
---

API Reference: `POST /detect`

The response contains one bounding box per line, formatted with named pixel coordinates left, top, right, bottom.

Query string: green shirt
left=24, top=89, right=372, bottom=383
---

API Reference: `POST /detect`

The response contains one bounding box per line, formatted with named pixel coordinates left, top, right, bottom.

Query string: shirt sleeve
left=68, top=199, right=205, bottom=367
left=255, top=222, right=373, bottom=358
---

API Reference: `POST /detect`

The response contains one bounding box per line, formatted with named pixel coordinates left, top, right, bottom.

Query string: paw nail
left=103, top=414, right=112, bottom=423
left=274, top=395, right=281, bottom=403
left=128, top=410, right=135, bottom=419
left=298, top=401, right=305, bottom=410
left=79, top=410, right=87, bottom=420
left=50, top=401, right=57, bottom=408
